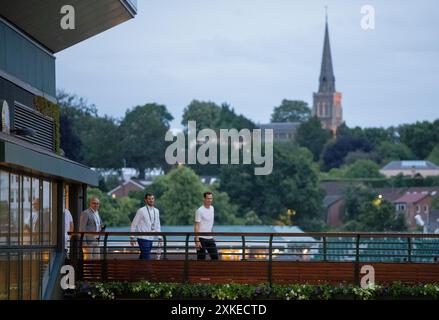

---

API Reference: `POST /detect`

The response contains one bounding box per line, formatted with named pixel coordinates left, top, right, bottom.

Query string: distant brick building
left=108, top=179, right=151, bottom=198
left=394, top=192, right=433, bottom=230
left=321, top=181, right=439, bottom=230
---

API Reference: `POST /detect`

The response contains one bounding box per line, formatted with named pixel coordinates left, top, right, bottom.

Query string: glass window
left=51, top=182, right=57, bottom=246
left=31, top=252, right=40, bottom=300
left=31, top=178, right=40, bottom=245
left=40, top=250, right=51, bottom=297
left=0, top=253, right=7, bottom=300
left=42, top=181, right=50, bottom=245
left=0, top=171, right=9, bottom=246
left=22, top=252, right=31, bottom=300
left=10, top=174, right=20, bottom=245
left=22, top=176, right=31, bottom=245
left=9, top=253, right=18, bottom=300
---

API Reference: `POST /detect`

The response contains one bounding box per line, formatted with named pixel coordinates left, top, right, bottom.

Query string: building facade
left=312, top=18, right=343, bottom=134
left=0, top=0, right=137, bottom=300
left=380, top=161, right=439, bottom=178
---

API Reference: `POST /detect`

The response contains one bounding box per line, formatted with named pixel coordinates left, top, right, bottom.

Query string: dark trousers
left=137, top=238, right=153, bottom=260
left=197, top=237, right=219, bottom=260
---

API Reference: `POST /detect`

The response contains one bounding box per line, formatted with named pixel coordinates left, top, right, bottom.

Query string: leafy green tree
left=120, top=103, right=173, bottom=178
left=362, top=127, right=395, bottom=147
left=322, top=136, right=373, bottom=171
left=337, top=123, right=396, bottom=148
left=341, top=184, right=406, bottom=232
left=295, top=116, right=332, bottom=161
left=181, top=100, right=255, bottom=131
left=81, top=116, right=123, bottom=168
left=60, top=111, right=82, bottom=162
left=398, top=121, right=439, bottom=159
left=343, top=151, right=379, bottom=165
left=342, top=183, right=376, bottom=221
left=377, top=141, right=415, bottom=165
left=215, top=103, right=255, bottom=130
left=344, top=160, right=383, bottom=179
left=182, top=100, right=220, bottom=130
left=181, top=101, right=255, bottom=176
left=148, top=166, right=239, bottom=225
left=270, top=100, right=311, bottom=123
left=58, top=91, right=122, bottom=168
left=427, top=145, right=439, bottom=166
left=344, top=200, right=406, bottom=232
left=241, top=211, right=263, bottom=225
left=209, top=183, right=242, bottom=225
left=98, top=174, right=122, bottom=193
left=58, top=90, right=98, bottom=163
left=220, top=143, right=325, bottom=230
left=87, top=188, right=135, bottom=227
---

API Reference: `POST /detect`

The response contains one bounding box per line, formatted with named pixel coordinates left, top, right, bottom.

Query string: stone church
left=313, top=18, right=343, bottom=134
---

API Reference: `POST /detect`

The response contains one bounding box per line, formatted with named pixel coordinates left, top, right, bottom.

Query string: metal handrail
left=66, top=231, right=439, bottom=285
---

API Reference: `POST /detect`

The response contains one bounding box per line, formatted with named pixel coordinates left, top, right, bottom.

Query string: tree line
left=59, top=92, right=439, bottom=231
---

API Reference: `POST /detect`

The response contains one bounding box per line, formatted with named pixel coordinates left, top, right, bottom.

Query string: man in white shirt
left=79, top=197, right=105, bottom=260
left=194, top=192, right=219, bottom=260
left=130, top=193, right=162, bottom=260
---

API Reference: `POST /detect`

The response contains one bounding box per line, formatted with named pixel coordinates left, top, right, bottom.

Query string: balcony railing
left=67, top=232, right=439, bottom=285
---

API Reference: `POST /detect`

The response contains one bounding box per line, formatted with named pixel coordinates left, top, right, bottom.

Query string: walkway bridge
left=67, top=232, right=439, bottom=286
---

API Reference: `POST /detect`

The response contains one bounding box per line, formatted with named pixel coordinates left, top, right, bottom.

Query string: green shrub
left=71, top=281, right=439, bottom=300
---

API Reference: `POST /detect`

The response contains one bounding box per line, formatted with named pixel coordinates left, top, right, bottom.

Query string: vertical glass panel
left=22, top=176, right=31, bottom=245
left=31, top=178, right=40, bottom=245
left=9, top=253, right=18, bottom=299
left=0, top=253, right=8, bottom=300
left=42, top=181, right=50, bottom=245
left=51, top=182, right=57, bottom=246
left=0, top=171, right=9, bottom=245
left=22, top=252, right=31, bottom=300
left=40, top=250, right=50, bottom=297
left=64, top=184, right=69, bottom=210
left=10, top=174, right=20, bottom=245
left=31, top=251, right=40, bottom=300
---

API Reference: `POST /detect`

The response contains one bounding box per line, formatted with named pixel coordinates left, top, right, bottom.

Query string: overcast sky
left=56, top=0, right=439, bottom=130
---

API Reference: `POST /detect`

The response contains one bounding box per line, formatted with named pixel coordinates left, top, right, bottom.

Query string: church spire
left=318, top=13, right=336, bottom=93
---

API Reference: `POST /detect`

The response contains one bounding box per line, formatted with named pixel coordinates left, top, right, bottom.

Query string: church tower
left=312, top=15, right=343, bottom=134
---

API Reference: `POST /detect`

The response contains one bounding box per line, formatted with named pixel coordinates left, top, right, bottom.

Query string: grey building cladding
left=0, top=19, right=56, bottom=100
left=0, top=0, right=136, bottom=300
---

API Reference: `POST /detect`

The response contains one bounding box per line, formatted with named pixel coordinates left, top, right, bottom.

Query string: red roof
left=394, top=192, right=429, bottom=204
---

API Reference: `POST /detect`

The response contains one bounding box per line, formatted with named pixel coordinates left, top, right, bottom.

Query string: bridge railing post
left=183, top=234, right=190, bottom=283
left=407, top=237, right=412, bottom=263
left=323, top=236, right=327, bottom=262
left=163, top=235, right=167, bottom=260
left=268, top=234, right=273, bottom=286
left=354, top=234, right=361, bottom=286
left=78, top=232, right=84, bottom=281
left=241, top=236, right=246, bottom=261
left=102, top=232, right=108, bottom=281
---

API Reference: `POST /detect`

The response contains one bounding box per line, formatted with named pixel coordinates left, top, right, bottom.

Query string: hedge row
left=67, top=281, right=439, bottom=300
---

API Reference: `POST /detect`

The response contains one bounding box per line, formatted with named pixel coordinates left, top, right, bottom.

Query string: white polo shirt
left=195, top=205, right=214, bottom=239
